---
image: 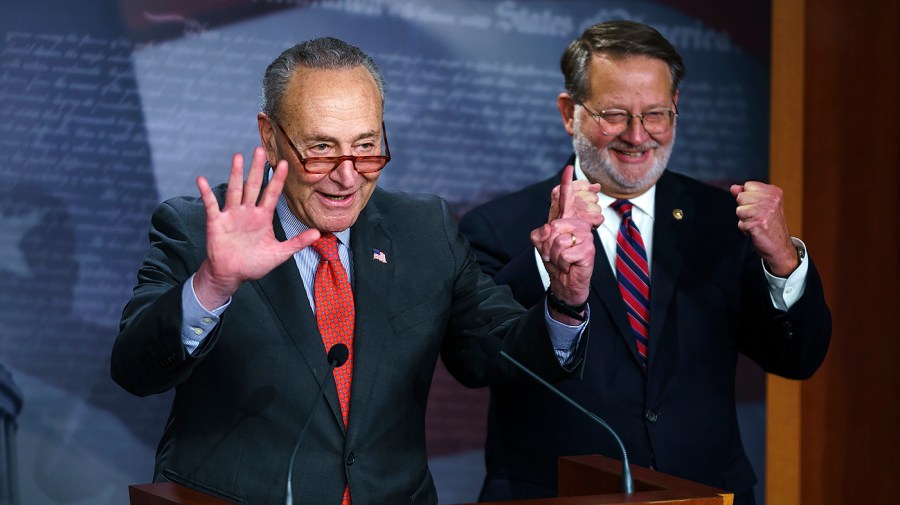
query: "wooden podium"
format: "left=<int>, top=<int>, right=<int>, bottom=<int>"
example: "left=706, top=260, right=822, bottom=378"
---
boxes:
left=129, top=482, right=233, bottom=505
left=463, top=455, right=733, bottom=504
left=129, top=455, right=732, bottom=505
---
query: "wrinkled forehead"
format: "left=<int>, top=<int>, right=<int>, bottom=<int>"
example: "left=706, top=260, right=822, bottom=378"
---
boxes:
left=278, top=66, right=383, bottom=131
left=585, top=54, right=673, bottom=103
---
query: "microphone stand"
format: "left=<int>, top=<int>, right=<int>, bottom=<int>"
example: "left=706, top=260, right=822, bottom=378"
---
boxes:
left=500, top=350, right=634, bottom=493
left=285, top=344, right=349, bottom=505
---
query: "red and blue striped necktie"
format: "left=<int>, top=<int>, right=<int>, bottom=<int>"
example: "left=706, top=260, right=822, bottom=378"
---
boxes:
left=611, top=200, right=650, bottom=371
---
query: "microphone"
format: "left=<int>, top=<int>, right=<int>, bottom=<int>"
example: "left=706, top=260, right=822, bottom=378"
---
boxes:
left=500, top=350, right=634, bottom=494
left=285, top=343, right=350, bottom=505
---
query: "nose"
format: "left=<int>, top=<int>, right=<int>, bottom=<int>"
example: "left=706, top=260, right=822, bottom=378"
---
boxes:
left=618, top=115, right=650, bottom=145
left=329, top=157, right=359, bottom=187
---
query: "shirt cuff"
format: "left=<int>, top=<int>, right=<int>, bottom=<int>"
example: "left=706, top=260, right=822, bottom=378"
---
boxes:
left=764, top=238, right=810, bottom=311
left=534, top=247, right=552, bottom=290
left=544, top=298, right=588, bottom=367
left=181, top=273, right=230, bottom=355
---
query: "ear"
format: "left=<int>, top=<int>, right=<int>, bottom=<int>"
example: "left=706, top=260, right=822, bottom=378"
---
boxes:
left=672, top=89, right=679, bottom=108
left=557, top=93, right=576, bottom=136
left=257, top=113, right=278, bottom=166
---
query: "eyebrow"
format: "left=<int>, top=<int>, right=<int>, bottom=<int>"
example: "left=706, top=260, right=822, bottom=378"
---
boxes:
left=300, top=129, right=380, bottom=145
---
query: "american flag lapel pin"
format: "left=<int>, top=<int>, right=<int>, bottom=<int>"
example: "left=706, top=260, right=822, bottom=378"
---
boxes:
left=372, top=248, right=387, bottom=263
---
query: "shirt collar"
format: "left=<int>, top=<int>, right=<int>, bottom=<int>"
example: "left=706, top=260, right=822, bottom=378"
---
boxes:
left=276, top=196, right=351, bottom=248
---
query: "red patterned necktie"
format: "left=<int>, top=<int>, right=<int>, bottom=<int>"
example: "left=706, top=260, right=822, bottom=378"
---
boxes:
left=611, top=200, right=651, bottom=371
left=310, top=233, right=354, bottom=505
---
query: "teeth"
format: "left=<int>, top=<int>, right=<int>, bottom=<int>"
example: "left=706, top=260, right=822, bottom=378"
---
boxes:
left=622, top=151, right=644, bottom=158
left=324, top=195, right=348, bottom=201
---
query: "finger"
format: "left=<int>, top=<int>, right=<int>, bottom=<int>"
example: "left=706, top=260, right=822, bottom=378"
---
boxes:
left=735, top=204, right=755, bottom=221
left=548, top=185, right=560, bottom=221
left=552, top=231, right=594, bottom=274
left=243, top=147, right=267, bottom=205
left=224, top=153, right=245, bottom=208
left=735, top=187, right=772, bottom=208
left=729, top=184, right=744, bottom=197
left=558, top=226, right=596, bottom=265
left=286, top=227, right=321, bottom=252
left=531, top=224, right=552, bottom=261
left=547, top=227, right=577, bottom=267
left=742, top=180, right=766, bottom=192
left=197, top=176, right=221, bottom=217
left=537, top=226, right=555, bottom=262
left=557, top=241, right=591, bottom=269
left=575, top=189, right=600, bottom=206
left=557, top=164, right=575, bottom=219
left=580, top=203, right=605, bottom=229
left=259, top=159, right=289, bottom=209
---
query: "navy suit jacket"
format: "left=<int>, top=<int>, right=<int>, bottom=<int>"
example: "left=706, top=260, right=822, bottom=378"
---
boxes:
left=112, top=184, right=585, bottom=505
left=459, top=159, right=830, bottom=501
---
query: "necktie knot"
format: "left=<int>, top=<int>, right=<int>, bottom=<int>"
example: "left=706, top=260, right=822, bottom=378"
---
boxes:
left=611, top=199, right=634, bottom=218
left=311, top=233, right=340, bottom=262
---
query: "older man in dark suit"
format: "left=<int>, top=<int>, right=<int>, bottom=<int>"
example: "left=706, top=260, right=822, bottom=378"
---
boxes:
left=460, top=21, right=831, bottom=505
left=112, top=37, right=599, bottom=504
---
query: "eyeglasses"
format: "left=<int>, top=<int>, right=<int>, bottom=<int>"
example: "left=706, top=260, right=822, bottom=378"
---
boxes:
left=274, top=121, right=391, bottom=174
left=578, top=101, right=678, bottom=136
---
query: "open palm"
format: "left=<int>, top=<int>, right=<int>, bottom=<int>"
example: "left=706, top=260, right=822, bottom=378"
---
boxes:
left=193, top=148, right=320, bottom=309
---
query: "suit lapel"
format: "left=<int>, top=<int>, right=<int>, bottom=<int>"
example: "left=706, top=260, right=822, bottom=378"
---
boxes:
left=647, top=172, right=691, bottom=373
left=255, top=210, right=346, bottom=429
left=344, top=193, right=393, bottom=447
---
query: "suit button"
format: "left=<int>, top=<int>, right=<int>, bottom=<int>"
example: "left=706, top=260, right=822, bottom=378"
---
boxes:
left=645, top=410, right=659, bottom=423
left=346, top=452, right=356, bottom=466
left=782, top=321, right=794, bottom=338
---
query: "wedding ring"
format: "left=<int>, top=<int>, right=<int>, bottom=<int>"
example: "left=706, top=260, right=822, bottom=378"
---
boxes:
left=571, top=233, right=577, bottom=246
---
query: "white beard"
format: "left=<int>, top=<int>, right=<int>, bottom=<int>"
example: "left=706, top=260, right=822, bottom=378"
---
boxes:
left=573, top=114, right=676, bottom=194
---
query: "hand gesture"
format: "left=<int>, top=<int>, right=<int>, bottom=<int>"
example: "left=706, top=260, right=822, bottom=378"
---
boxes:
left=730, top=181, right=798, bottom=277
left=548, top=165, right=604, bottom=229
left=193, top=147, right=321, bottom=309
left=531, top=165, right=596, bottom=323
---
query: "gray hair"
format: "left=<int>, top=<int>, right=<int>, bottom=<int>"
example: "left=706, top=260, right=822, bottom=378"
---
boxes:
left=561, top=20, right=686, bottom=103
left=261, top=37, right=386, bottom=122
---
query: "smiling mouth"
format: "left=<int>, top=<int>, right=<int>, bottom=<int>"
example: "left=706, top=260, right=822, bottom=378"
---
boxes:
left=610, top=140, right=659, bottom=159
left=319, top=190, right=355, bottom=203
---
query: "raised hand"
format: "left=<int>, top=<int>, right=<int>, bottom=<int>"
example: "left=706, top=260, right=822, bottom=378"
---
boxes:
left=730, top=181, right=798, bottom=277
left=548, top=165, right=604, bottom=228
left=531, top=165, right=596, bottom=323
left=193, top=147, right=321, bottom=309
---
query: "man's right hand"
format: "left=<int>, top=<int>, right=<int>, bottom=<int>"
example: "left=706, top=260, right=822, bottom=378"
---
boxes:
left=531, top=165, right=597, bottom=324
left=193, top=147, right=320, bottom=310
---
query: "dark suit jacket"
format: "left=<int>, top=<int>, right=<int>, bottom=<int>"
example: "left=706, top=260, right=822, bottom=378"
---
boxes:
left=459, top=160, right=831, bottom=501
left=111, top=185, right=584, bottom=505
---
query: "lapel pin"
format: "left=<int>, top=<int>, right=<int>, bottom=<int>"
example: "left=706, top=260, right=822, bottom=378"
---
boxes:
left=672, top=208, right=684, bottom=220
left=372, top=249, right=387, bottom=263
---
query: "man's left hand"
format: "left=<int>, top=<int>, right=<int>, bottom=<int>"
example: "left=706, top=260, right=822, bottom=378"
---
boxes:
left=731, top=181, right=799, bottom=277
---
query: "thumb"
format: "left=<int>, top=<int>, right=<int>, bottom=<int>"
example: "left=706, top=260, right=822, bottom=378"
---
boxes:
left=287, top=228, right=322, bottom=253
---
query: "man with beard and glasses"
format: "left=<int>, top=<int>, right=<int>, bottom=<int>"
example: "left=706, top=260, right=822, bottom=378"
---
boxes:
left=459, top=20, right=831, bottom=505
